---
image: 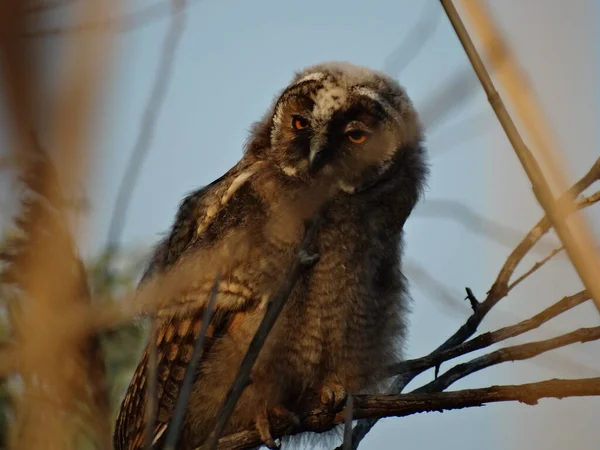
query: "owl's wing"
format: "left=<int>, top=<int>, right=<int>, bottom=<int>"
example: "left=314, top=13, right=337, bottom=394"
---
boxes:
left=114, top=307, right=248, bottom=450
left=114, top=159, right=269, bottom=450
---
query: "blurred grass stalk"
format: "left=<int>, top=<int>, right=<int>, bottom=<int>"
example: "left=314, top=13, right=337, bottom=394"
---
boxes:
left=442, top=0, right=600, bottom=313
left=0, top=0, right=117, bottom=448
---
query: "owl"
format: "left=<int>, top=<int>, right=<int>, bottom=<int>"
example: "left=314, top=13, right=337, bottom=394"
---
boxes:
left=114, top=61, right=428, bottom=450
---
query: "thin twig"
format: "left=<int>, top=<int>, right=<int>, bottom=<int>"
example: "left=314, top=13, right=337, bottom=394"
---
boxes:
left=103, top=0, right=186, bottom=272
left=202, top=209, right=327, bottom=450
left=25, top=0, right=78, bottom=13
left=163, top=274, right=220, bottom=450
left=495, top=184, right=600, bottom=293
left=508, top=246, right=564, bottom=292
left=24, top=0, right=204, bottom=37
left=144, top=320, right=158, bottom=450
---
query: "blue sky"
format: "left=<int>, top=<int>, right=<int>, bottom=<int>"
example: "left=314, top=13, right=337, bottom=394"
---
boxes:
left=3, top=0, right=599, bottom=448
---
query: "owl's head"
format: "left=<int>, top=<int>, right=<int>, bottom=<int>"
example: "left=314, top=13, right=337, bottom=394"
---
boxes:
left=248, top=61, right=424, bottom=194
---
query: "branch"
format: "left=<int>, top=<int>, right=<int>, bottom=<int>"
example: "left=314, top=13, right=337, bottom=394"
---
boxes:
left=101, top=0, right=186, bottom=289
left=419, top=326, right=600, bottom=393
left=388, top=290, right=590, bottom=378
left=496, top=184, right=600, bottom=293
left=23, top=0, right=204, bottom=37
left=215, top=378, right=600, bottom=450
left=25, top=0, right=78, bottom=13
left=508, top=245, right=563, bottom=292
left=442, top=0, right=600, bottom=312
left=349, top=161, right=600, bottom=447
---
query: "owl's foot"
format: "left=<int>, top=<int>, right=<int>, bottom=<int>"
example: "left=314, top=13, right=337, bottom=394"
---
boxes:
left=303, top=382, right=348, bottom=431
left=255, top=405, right=300, bottom=449
left=320, top=382, right=347, bottom=412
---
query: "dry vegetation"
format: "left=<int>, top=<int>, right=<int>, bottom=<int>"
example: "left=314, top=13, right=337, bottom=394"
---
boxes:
left=0, top=1, right=598, bottom=450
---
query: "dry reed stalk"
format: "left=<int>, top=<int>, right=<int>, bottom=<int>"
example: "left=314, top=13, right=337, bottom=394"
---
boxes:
left=0, top=1, right=117, bottom=448
left=441, top=0, right=600, bottom=313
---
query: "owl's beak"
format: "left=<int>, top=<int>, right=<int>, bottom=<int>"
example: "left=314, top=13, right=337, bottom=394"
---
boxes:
left=308, top=136, right=327, bottom=175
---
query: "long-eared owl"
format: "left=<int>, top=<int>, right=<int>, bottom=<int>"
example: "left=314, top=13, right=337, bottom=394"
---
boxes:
left=114, top=61, right=428, bottom=450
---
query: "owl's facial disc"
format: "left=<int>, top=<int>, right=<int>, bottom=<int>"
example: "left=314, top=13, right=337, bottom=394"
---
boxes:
left=269, top=67, right=420, bottom=191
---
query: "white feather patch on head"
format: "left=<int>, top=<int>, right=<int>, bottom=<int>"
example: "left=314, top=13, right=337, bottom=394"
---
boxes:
left=311, top=80, right=348, bottom=123
left=352, top=86, right=402, bottom=124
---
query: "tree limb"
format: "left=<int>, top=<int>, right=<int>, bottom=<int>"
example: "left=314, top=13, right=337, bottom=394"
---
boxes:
left=419, top=326, right=600, bottom=393
left=216, top=377, right=600, bottom=450
left=348, top=161, right=600, bottom=447
left=387, top=290, right=590, bottom=378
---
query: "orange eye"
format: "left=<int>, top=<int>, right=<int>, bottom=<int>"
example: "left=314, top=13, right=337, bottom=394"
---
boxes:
left=293, top=116, right=309, bottom=130
left=347, top=131, right=367, bottom=144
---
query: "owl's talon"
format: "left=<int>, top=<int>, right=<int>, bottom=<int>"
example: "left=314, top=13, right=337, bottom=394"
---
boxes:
left=255, top=411, right=279, bottom=449
left=320, top=382, right=347, bottom=412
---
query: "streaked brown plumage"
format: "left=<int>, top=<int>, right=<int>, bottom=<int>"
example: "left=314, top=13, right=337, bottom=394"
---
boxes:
left=114, top=61, right=428, bottom=450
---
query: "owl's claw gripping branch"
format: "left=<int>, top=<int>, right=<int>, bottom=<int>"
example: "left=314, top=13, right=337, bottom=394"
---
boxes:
left=255, top=411, right=279, bottom=449
left=320, top=383, right=348, bottom=412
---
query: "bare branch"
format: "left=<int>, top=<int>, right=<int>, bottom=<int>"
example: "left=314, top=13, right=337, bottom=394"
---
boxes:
left=25, top=0, right=78, bottom=13
left=495, top=185, right=600, bottom=294
left=508, top=246, right=564, bottom=292
left=349, top=159, right=600, bottom=448
left=388, top=290, right=590, bottom=378
left=419, top=326, right=600, bottom=393
left=24, top=0, right=203, bottom=37
left=102, top=0, right=187, bottom=287
left=442, top=0, right=600, bottom=312
left=217, top=378, right=600, bottom=450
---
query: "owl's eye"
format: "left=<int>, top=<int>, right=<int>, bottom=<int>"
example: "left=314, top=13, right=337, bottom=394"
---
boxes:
left=292, top=116, right=310, bottom=130
left=347, top=130, right=367, bottom=144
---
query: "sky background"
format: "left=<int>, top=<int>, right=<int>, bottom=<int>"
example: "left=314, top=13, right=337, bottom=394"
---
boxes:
left=3, top=0, right=600, bottom=448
